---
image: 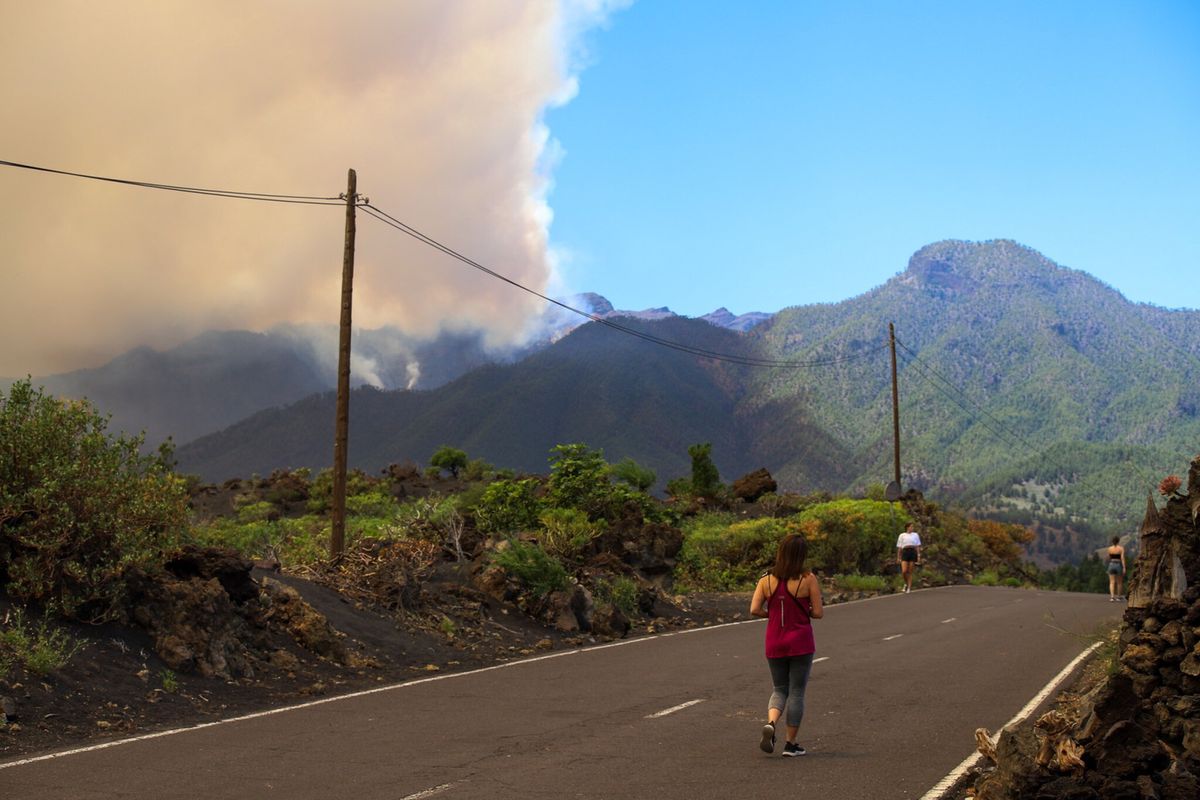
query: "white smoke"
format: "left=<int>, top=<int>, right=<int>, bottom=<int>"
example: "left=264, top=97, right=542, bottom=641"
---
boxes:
left=0, top=1, right=630, bottom=376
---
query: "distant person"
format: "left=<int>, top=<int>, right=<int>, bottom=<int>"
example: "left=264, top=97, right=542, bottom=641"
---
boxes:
left=1106, top=536, right=1126, bottom=602
left=750, top=533, right=823, bottom=757
left=896, top=522, right=922, bottom=594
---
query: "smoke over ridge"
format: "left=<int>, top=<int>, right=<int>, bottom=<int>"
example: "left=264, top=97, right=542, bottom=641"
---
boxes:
left=0, top=1, right=626, bottom=376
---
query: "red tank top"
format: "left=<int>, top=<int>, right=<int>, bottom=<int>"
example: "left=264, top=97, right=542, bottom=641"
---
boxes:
left=764, top=576, right=816, bottom=658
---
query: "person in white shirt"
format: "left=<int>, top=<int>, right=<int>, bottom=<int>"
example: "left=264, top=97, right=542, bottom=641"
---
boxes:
left=896, top=522, right=922, bottom=593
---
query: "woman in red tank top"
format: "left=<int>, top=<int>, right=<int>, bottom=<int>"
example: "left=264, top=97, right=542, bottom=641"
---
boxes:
left=749, top=533, right=824, bottom=757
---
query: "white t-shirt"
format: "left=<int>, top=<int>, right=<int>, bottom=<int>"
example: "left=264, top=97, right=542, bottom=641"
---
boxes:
left=897, top=531, right=922, bottom=549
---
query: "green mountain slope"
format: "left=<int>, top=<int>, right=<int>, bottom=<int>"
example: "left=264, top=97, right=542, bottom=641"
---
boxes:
left=177, top=239, right=1200, bottom=559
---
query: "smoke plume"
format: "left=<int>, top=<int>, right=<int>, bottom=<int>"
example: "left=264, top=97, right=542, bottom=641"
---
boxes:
left=0, top=1, right=625, bottom=376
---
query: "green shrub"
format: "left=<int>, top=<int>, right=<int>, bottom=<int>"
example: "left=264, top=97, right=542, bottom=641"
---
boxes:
left=236, top=501, right=277, bottom=524
left=538, top=507, right=604, bottom=561
left=795, top=499, right=901, bottom=575
left=971, top=569, right=1001, bottom=586
left=306, top=468, right=375, bottom=514
left=473, top=479, right=542, bottom=533
left=834, top=573, right=890, bottom=592
left=594, top=575, right=639, bottom=618
left=463, top=458, right=493, bottom=482
left=1002, top=576, right=1023, bottom=588
left=676, top=514, right=785, bottom=591
left=0, top=380, right=189, bottom=620
left=491, top=539, right=570, bottom=597
left=611, top=458, right=656, bottom=492
left=548, top=444, right=612, bottom=518
left=0, top=608, right=85, bottom=676
left=345, top=489, right=399, bottom=518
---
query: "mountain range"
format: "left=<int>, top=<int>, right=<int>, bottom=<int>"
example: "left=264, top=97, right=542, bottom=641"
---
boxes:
left=171, top=239, right=1200, bottom=563
left=13, top=297, right=768, bottom=448
left=14, top=238, right=1200, bottom=563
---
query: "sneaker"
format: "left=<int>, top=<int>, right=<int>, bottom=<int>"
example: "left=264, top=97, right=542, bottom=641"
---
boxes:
left=782, top=742, right=807, bottom=757
left=759, top=722, right=776, bottom=753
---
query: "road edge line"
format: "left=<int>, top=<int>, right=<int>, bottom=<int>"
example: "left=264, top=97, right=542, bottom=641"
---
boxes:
left=918, top=640, right=1103, bottom=800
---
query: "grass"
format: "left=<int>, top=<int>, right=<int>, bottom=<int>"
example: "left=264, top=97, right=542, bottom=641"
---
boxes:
left=0, top=608, right=85, bottom=676
left=834, top=573, right=891, bottom=592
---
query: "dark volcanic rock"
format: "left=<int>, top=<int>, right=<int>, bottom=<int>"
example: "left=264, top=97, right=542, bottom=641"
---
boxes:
left=732, top=468, right=778, bottom=502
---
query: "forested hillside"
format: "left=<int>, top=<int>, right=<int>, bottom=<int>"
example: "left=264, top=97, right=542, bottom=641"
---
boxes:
left=177, top=240, right=1200, bottom=561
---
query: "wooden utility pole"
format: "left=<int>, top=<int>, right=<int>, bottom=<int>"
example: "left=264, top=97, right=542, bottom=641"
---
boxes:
left=331, top=169, right=357, bottom=559
left=889, top=322, right=901, bottom=489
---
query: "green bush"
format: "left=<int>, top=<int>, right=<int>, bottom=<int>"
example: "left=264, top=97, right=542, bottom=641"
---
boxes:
left=306, top=468, right=375, bottom=514
left=191, top=515, right=333, bottom=569
left=594, top=575, right=640, bottom=618
left=345, top=488, right=399, bottom=518
left=548, top=444, right=613, bottom=518
left=473, top=479, right=542, bottom=533
left=795, top=499, right=901, bottom=575
left=0, top=608, right=85, bottom=676
left=611, top=458, right=656, bottom=492
left=0, top=380, right=189, bottom=620
left=538, top=507, right=604, bottom=561
left=834, top=573, right=890, bottom=592
left=676, top=514, right=785, bottom=591
left=971, top=569, right=1001, bottom=586
left=491, top=539, right=571, bottom=597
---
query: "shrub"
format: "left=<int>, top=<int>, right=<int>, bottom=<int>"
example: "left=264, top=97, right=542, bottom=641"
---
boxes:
left=548, top=444, right=612, bottom=518
left=968, top=518, right=1034, bottom=561
left=676, top=514, right=785, bottom=591
left=0, top=380, right=189, bottom=620
left=538, top=507, right=604, bottom=561
left=345, top=489, right=399, bottom=518
left=971, top=570, right=1001, bottom=586
left=306, top=468, right=375, bottom=514
left=462, top=458, right=493, bottom=482
left=473, top=479, right=542, bottom=533
left=611, top=458, right=656, bottom=492
left=0, top=608, right=85, bottom=676
left=796, top=499, right=901, bottom=575
left=594, top=575, right=639, bottom=618
left=491, top=539, right=570, bottom=597
left=834, top=573, right=890, bottom=592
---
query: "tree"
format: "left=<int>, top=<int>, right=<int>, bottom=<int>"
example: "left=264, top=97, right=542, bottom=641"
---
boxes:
left=611, top=457, right=656, bottom=492
left=430, top=445, right=468, bottom=478
left=688, top=443, right=721, bottom=499
left=0, top=380, right=189, bottom=620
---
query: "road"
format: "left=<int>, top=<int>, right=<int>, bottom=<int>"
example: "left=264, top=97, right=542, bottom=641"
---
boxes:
left=1, top=586, right=1120, bottom=799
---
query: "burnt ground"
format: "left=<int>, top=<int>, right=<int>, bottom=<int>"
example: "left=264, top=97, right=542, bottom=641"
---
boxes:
left=0, top=572, right=749, bottom=762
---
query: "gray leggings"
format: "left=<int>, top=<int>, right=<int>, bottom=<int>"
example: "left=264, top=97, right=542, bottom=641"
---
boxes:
left=767, top=653, right=814, bottom=728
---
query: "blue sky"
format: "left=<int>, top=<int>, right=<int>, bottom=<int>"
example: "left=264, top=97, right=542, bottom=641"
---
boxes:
left=545, top=1, right=1200, bottom=316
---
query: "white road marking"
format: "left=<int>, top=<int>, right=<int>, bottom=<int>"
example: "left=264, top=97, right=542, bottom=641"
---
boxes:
left=0, top=584, right=971, bottom=772
left=941, top=617, right=957, bottom=624
left=813, top=656, right=830, bottom=663
left=918, top=641, right=1102, bottom=800
left=400, top=782, right=459, bottom=800
left=883, top=634, right=904, bottom=641
left=646, top=699, right=705, bottom=718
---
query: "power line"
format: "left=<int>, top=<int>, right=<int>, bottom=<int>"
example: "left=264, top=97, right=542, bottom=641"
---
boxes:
left=894, top=337, right=1040, bottom=453
left=0, top=158, right=345, bottom=206
left=895, top=348, right=1030, bottom=453
left=362, top=202, right=889, bottom=370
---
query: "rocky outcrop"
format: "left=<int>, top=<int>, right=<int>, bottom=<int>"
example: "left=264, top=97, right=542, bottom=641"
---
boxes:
left=973, top=455, right=1200, bottom=799
left=732, top=468, right=777, bottom=502
left=123, top=545, right=353, bottom=679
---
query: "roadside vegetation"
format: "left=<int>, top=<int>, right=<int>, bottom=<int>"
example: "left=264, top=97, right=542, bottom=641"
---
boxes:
left=0, top=378, right=1114, bottom=690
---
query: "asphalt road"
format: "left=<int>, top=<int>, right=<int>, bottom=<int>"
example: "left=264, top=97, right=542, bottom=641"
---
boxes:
left=1, top=586, right=1121, bottom=800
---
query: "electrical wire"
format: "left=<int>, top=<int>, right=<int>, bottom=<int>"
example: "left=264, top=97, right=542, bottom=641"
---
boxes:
left=894, top=337, right=1041, bottom=453
left=362, top=202, right=889, bottom=369
left=0, top=158, right=345, bottom=205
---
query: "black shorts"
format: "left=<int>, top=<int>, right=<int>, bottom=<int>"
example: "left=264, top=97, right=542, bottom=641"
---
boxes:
left=901, top=547, right=918, bottom=562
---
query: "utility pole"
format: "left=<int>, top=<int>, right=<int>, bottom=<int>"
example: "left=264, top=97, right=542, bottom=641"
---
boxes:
left=889, top=322, right=901, bottom=491
left=331, top=169, right=357, bottom=559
